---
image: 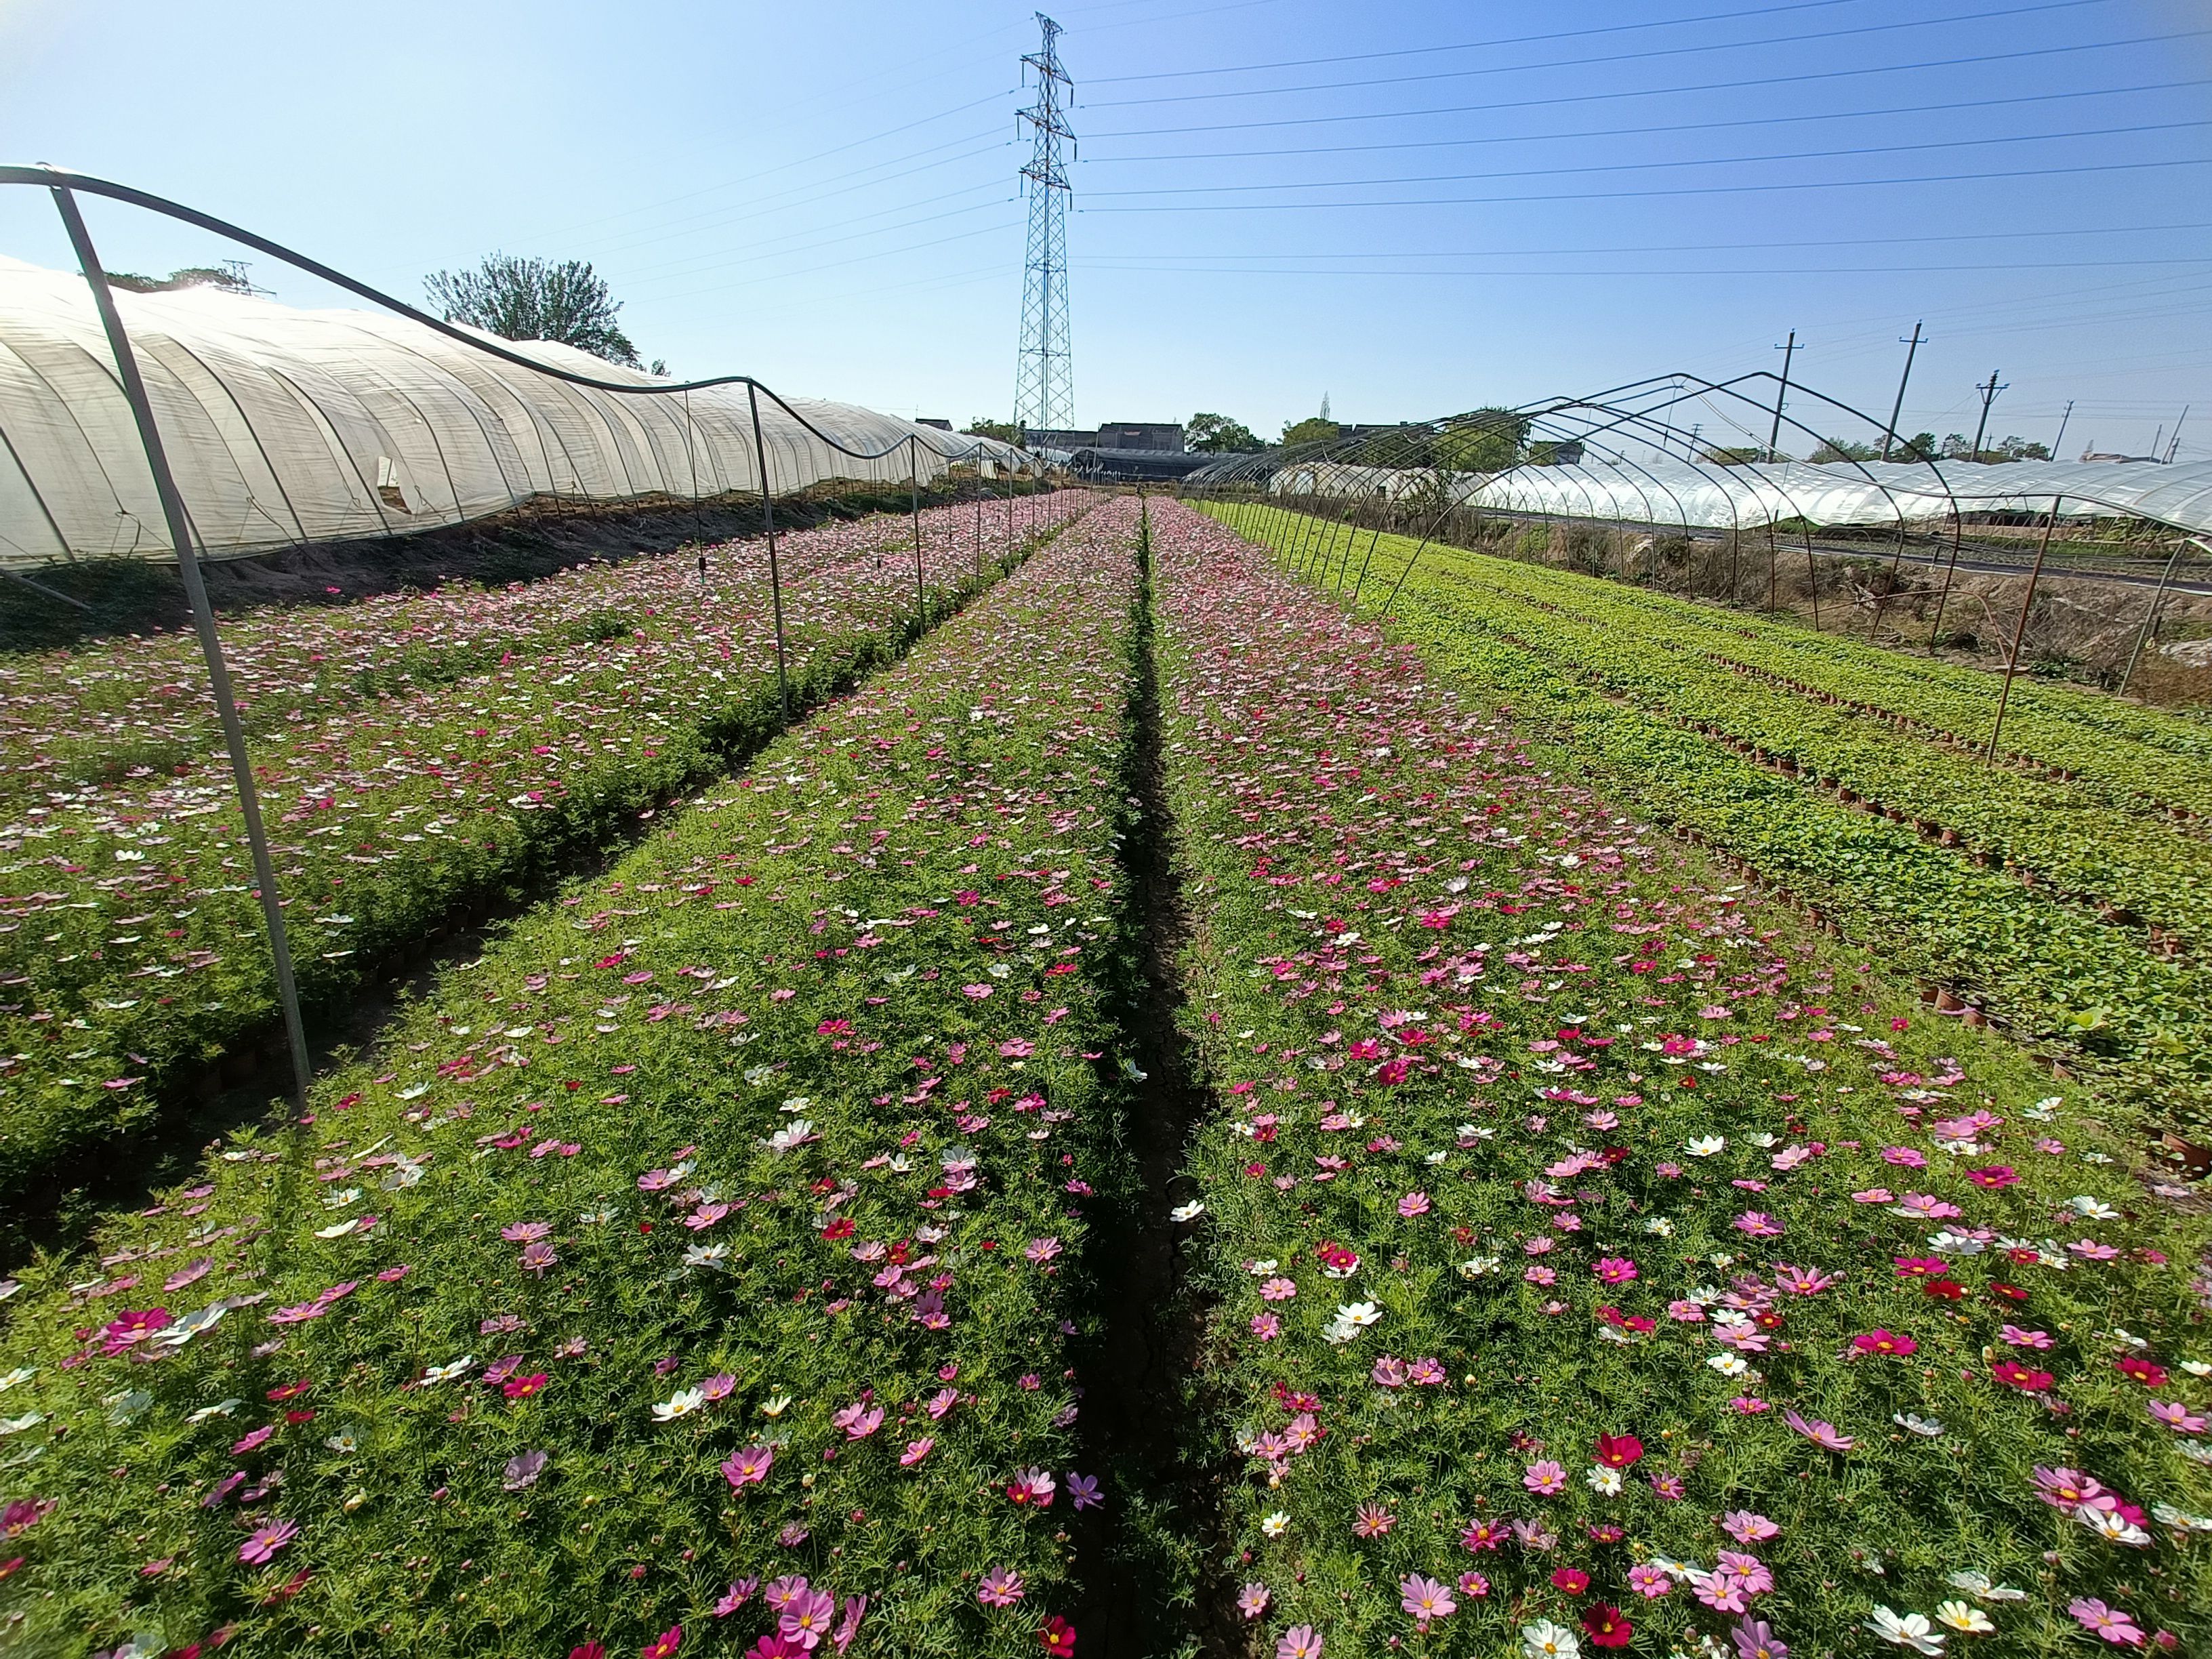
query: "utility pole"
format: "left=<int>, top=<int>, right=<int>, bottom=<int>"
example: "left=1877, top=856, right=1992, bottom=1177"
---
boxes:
left=1879, top=321, right=1924, bottom=462
left=1013, top=14, right=1074, bottom=441
left=1768, top=331, right=1798, bottom=462
left=1969, top=369, right=2006, bottom=464
left=2051, top=399, right=2074, bottom=462
left=2166, top=405, right=2189, bottom=463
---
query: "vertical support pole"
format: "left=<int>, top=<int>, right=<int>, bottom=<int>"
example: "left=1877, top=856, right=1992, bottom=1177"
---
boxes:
left=49, top=182, right=314, bottom=1114
left=1765, top=518, right=1780, bottom=613
left=1802, top=523, right=1821, bottom=629
left=1867, top=517, right=1910, bottom=641
left=745, top=383, right=791, bottom=722
left=909, top=435, right=925, bottom=624
left=973, top=453, right=984, bottom=581
left=1349, top=517, right=1387, bottom=606
left=2119, top=535, right=2196, bottom=695
left=1986, top=496, right=2061, bottom=763
left=1925, top=510, right=1967, bottom=657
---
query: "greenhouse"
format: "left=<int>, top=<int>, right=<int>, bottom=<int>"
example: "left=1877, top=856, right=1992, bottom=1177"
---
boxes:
left=0, top=253, right=1030, bottom=566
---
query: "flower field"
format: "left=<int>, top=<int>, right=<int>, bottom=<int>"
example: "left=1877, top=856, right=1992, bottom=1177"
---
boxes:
left=2, top=485, right=2209, bottom=1659
left=0, top=494, right=1090, bottom=1231
left=1199, top=504, right=2212, bottom=1147
left=0, top=497, right=1145, bottom=1658
left=1152, top=499, right=2212, bottom=1658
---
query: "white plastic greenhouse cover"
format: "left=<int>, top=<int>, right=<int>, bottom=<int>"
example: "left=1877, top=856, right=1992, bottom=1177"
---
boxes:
left=1271, top=454, right=2212, bottom=537
left=0, top=255, right=1031, bottom=566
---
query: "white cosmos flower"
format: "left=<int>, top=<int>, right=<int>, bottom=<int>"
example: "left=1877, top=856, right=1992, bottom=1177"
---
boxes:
left=2152, top=1502, right=2212, bottom=1533
left=1246, top=1260, right=1279, bottom=1275
left=149, top=1304, right=226, bottom=1350
left=682, top=1243, right=730, bottom=1271
left=765, top=1121, right=813, bottom=1155
left=1170, top=1202, right=1206, bottom=1222
left=0, top=1412, right=45, bottom=1436
left=1893, top=1412, right=1946, bottom=1438
left=1642, top=1217, right=1675, bottom=1237
left=0, top=1368, right=33, bottom=1391
left=2066, top=1195, right=2118, bottom=1221
left=419, top=1356, right=475, bottom=1386
left=186, top=1397, right=243, bottom=1422
left=2075, top=1505, right=2150, bottom=1547
left=760, top=1393, right=793, bottom=1417
left=1585, top=1465, right=1623, bottom=1496
left=105, top=1391, right=154, bottom=1425
left=2179, top=1360, right=2211, bottom=1378
left=1866, top=1607, right=1946, bottom=1654
left=1337, top=1301, right=1380, bottom=1328
left=1458, top=1255, right=1502, bottom=1278
left=653, top=1388, right=708, bottom=1422
left=1934, top=1603, right=1993, bottom=1635
left=325, top=1431, right=359, bottom=1453
left=1261, top=1511, right=1289, bottom=1536
left=1706, top=1353, right=1750, bottom=1376
left=1944, top=1570, right=2025, bottom=1602
left=313, top=1218, right=361, bottom=1240
left=1685, top=1135, right=1725, bottom=1157
left=1521, top=1620, right=1583, bottom=1659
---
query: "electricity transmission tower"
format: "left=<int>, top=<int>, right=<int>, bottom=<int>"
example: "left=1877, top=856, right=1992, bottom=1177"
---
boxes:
left=1015, top=13, right=1073, bottom=442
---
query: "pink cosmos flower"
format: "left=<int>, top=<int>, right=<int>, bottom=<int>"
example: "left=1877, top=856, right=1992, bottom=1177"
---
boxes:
left=1734, top=1618, right=1789, bottom=1659
left=1276, top=1626, right=1323, bottom=1659
left=1881, top=1147, right=1927, bottom=1168
left=1238, top=1582, right=1271, bottom=1620
left=1353, top=1502, right=1395, bottom=1537
left=1401, top=1574, right=1457, bottom=1624
left=1851, top=1330, right=1917, bottom=1357
left=1627, top=1563, right=1674, bottom=1599
left=1593, top=1256, right=1639, bottom=1284
left=1551, top=1568, right=1591, bottom=1595
left=832, top=1402, right=884, bottom=1439
left=1259, top=1277, right=1297, bottom=1301
left=1650, top=1473, right=1687, bottom=1500
left=1462, top=1517, right=1509, bottom=1551
left=723, top=1445, right=775, bottom=1488
left=1782, top=1409, right=1854, bottom=1451
left=1458, top=1570, right=1490, bottom=1599
left=1720, top=1511, right=1779, bottom=1544
left=1732, top=1212, right=1783, bottom=1237
left=2001, top=1324, right=2053, bottom=1349
left=239, top=1518, right=298, bottom=1565
left=1023, top=1237, right=1062, bottom=1265
left=1397, top=1191, right=1431, bottom=1218
left=1523, top=1459, right=1568, bottom=1494
left=1523, top=1265, right=1557, bottom=1287
left=713, top=1578, right=760, bottom=1618
left=2148, top=1401, right=2205, bottom=1433
left=1992, top=1361, right=2054, bottom=1391
left=764, top=1577, right=813, bottom=1613
left=1250, top=1313, right=1281, bottom=1340
left=780, top=1588, right=836, bottom=1650
left=1408, top=1357, right=1446, bottom=1385
left=899, top=1437, right=935, bottom=1467
left=2068, top=1598, right=2146, bottom=1647
left=977, top=1566, right=1025, bottom=1607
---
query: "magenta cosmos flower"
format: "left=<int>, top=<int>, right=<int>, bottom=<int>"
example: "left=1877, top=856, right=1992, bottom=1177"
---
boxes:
left=1523, top=1459, right=1568, bottom=1494
left=1401, top=1574, right=1457, bottom=1624
left=722, top=1445, right=774, bottom=1488
left=2068, top=1598, right=2146, bottom=1647
left=1593, top=1256, right=1639, bottom=1284
left=239, top=1518, right=298, bottom=1565
left=1275, top=1628, right=1323, bottom=1659
left=977, top=1566, right=1025, bottom=1607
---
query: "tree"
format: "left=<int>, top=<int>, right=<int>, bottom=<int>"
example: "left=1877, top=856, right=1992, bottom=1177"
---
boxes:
left=1187, top=412, right=1262, bottom=453
left=1702, top=446, right=1769, bottom=466
left=1281, top=415, right=1340, bottom=447
left=1898, top=432, right=1941, bottom=462
left=1809, top=436, right=1881, bottom=462
left=964, top=418, right=1021, bottom=444
left=1433, top=407, right=1529, bottom=472
left=425, top=254, right=640, bottom=368
left=106, top=266, right=253, bottom=295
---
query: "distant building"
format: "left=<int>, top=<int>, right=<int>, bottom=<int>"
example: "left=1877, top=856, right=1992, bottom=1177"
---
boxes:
left=1025, top=420, right=1184, bottom=453
left=914, top=417, right=952, bottom=431
left=1066, top=447, right=1215, bottom=483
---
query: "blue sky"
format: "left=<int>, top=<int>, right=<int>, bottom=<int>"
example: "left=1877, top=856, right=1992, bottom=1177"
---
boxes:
left=2, top=0, right=2207, bottom=456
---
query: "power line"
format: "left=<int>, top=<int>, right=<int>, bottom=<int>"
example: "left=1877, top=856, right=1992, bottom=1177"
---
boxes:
left=1084, top=0, right=1871, bottom=83
left=1083, top=119, right=2212, bottom=200
left=621, top=194, right=1016, bottom=289
left=1085, top=30, right=2212, bottom=140
left=1073, top=222, right=2212, bottom=261
left=1080, top=154, right=2212, bottom=212
left=1083, top=79, right=2211, bottom=164
left=1085, top=0, right=2108, bottom=108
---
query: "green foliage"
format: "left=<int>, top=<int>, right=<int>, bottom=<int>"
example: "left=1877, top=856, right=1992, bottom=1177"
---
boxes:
left=1810, top=436, right=1882, bottom=463
left=1280, top=417, right=1340, bottom=449
left=1187, top=413, right=1263, bottom=454
left=1174, top=498, right=2212, bottom=1655
left=103, top=268, right=253, bottom=295
left=1432, top=408, right=1528, bottom=473
left=964, top=418, right=1021, bottom=445
left=0, top=508, right=1151, bottom=1657
left=424, top=255, right=641, bottom=369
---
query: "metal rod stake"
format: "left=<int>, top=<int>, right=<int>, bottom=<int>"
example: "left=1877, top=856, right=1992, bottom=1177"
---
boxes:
left=745, top=382, right=790, bottom=721
left=1986, top=495, right=2061, bottom=763
left=50, top=182, right=314, bottom=1113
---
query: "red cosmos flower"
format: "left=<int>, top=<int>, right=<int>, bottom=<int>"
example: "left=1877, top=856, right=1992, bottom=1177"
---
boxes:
left=1593, top=1433, right=1644, bottom=1469
left=1040, top=1616, right=1078, bottom=1656
left=2116, top=1357, right=2169, bottom=1389
left=1992, top=1361, right=2055, bottom=1391
left=1551, top=1568, right=1591, bottom=1595
left=642, top=1627, right=683, bottom=1659
left=1582, top=1604, right=1634, bottom=1649
left=2005, top=1247, right=2041, bottom=1267
left=503, top=1373, right=550, bottom=1400
left=1852, top=1330, right=1918, bottom=1357
left=265, top=1379, right=312, bottom=1402
left=1923, top=1279, right=1965, bottom=1301
left=1966, top=1166, right=2020, bottom=1188
left=571, top=1646, right=607, bottom=1659
left=1989, top=1282, right=2029, bottom=1303
left=1892, top=1256, right=1946, bottom=1278
left=821, top=1218, right=855, bottom=1242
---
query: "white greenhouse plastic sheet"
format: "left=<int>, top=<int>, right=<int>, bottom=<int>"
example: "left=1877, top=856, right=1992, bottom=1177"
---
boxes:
left=0, top=255, right=1031, bottom=565
left=1268, top=455, right=2212, bottom=537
